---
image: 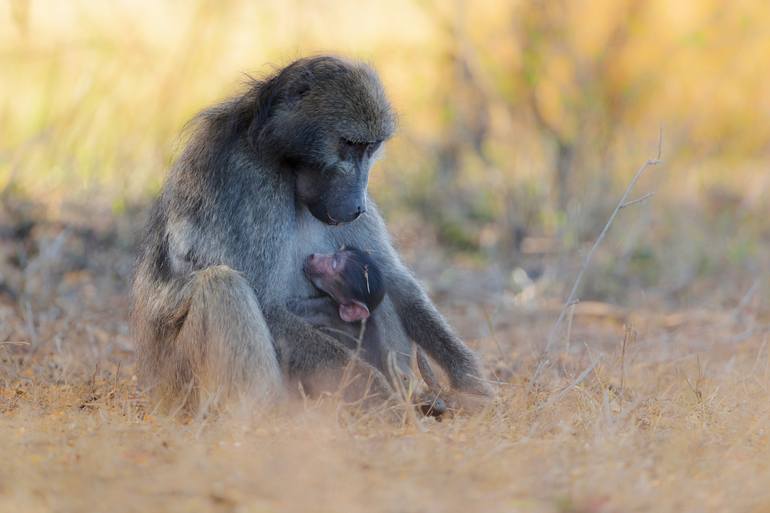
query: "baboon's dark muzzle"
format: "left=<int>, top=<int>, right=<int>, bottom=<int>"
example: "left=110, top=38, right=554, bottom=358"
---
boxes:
left=308, top=197, right=366, bottom=225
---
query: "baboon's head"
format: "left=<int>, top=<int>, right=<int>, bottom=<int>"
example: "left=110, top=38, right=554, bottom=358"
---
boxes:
left=251, top=56, right=396, bottom=225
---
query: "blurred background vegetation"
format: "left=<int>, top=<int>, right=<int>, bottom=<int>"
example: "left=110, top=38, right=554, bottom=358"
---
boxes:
left=1, top=0, right=768, bottom=308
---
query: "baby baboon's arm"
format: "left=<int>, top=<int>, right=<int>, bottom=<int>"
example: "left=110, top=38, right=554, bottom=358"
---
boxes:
left=286, top=297, right=340, bottom=326
left=286, top=297, right=364, bottom=346
left=264, top=304, right=369, bottom=377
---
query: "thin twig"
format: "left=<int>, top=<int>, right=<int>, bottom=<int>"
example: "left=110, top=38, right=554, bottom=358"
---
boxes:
left=536, top=355, right=603, bottom=413
left=23, top=301, right=38, bottom=349
left=532, top=129, right=663, bottom=385
left=620, top=192, right=655, bottom=209
left=563, top=301, right=577, bottom=355
left=732, top=280, right=759, bottom=322
left=619, top=324, right=636, bottom=409
left=481, top=306, right=506, bottom=362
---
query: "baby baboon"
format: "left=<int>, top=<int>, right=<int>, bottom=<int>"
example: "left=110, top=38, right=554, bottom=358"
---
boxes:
left=292, top=247, right=448, bottom=416
left=131, top=56, right=490, bottom=414
left=287, top=246, right=389, bottom=397
left=301, top=247, right=385, bottom=327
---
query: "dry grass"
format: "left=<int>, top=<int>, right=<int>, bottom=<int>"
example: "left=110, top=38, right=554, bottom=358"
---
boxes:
left=1, top=217, right=769, bottom=513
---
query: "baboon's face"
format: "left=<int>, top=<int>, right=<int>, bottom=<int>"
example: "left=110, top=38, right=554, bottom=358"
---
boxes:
left=294, top=138, right=384, bottom=225
left=258, top=57, right=395, bottom=225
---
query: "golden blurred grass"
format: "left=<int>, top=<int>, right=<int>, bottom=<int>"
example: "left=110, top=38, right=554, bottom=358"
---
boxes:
left=1, top=0, right=441, bottom=203
left=2, top=1, right=768, bottom=298
left=2, top=0, right=769, bottom=206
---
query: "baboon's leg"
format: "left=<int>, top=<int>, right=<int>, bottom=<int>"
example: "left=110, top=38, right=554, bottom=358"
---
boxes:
left=166, top=265, right=284, bottom=413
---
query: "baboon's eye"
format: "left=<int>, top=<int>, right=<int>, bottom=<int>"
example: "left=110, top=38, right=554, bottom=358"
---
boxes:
left=340, top=138, right=369, bottom=156
left=368, top=140, right=382, bottom=155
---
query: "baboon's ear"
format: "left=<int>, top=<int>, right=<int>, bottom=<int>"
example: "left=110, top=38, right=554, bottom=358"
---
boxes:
left=285, top=70, right=313, bottom=106
left=248, top=69, right=310, bottom=145
left=339, top=301, right=370, bottom=323
left=249, top=77, right=283, bottom=139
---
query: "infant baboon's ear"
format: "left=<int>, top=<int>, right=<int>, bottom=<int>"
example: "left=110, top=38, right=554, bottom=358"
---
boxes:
left=339, top=301, right=370, bottom=323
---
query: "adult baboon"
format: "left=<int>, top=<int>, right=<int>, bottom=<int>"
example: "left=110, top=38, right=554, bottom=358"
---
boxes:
left=131, top=56, right=490, bottom=413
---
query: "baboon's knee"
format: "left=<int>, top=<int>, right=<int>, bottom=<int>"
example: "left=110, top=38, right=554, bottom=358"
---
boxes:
left=193, top=265, right=242, bottom=286
left=171, top=265, right=284, bottom=412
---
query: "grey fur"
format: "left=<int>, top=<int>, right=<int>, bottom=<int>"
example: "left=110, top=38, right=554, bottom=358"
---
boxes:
left=289, top=266, right=449, bottom=416
left=130, top=56, right=489, bottom=414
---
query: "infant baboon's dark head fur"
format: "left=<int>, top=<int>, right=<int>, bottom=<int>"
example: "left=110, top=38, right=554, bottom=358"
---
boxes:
left=304, top=247, right=385, bottom=323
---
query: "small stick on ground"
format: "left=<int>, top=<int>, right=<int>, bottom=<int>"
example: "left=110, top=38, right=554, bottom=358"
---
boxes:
left=619, top=324, right=636, bottom=409
left=532, top=129, right=664, bottom=386
left=563, top=300, right=578, bottom=355
left=536, top=355, right=603, bottom=413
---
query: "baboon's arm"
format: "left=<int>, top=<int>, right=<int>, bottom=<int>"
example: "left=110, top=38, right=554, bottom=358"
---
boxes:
left=348, top=207, right=491, bottom=396
left=286, top=297, right=361, bottom=340
left=388, top=271, right=491, bottom=396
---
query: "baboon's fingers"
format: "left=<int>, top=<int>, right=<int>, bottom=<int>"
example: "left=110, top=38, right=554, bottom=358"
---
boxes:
left=419, top=396, right=448, bottom=418
left=416, top=347, right=441, bottom=392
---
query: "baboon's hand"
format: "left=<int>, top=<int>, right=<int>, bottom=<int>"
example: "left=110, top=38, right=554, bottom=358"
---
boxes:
left=456, top=374, right=495, bottom=398
left=393, top=291, right=492, bottom=398
left=418, top=394, right=448, bottom=418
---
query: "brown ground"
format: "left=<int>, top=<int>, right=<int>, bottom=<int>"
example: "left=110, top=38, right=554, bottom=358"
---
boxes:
left=1, top=215, right=769, bottom=513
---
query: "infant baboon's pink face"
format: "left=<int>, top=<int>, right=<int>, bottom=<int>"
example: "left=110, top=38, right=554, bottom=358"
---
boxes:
left=304, top=252, right=342, bottom=278
left=303, top=252, right=348, bottom=303
left=303, top=250, right=375, bottom=323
